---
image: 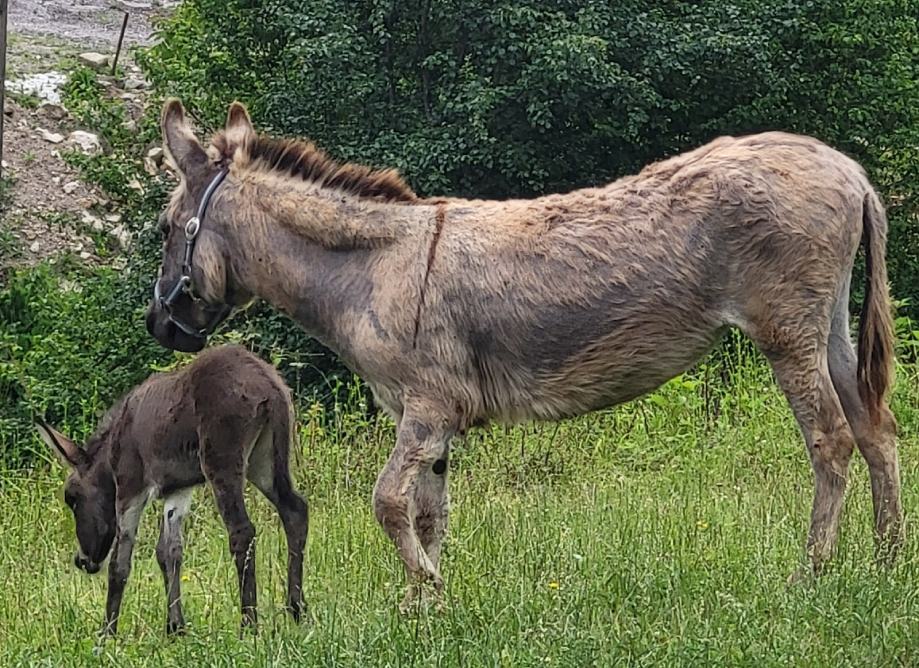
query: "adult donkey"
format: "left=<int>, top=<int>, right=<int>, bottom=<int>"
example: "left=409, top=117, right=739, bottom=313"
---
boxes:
left=147, top=99, right=899, bottom=608
left=36, top=345, right=308, bottom=634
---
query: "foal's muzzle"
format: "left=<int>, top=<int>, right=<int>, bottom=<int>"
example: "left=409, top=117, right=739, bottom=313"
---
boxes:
left=74, top=553, right=101, bottom=575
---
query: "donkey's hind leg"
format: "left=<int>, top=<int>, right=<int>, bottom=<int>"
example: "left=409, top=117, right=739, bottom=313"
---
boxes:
left=247, top=425, right=309, bottom=622
left=827, top=285, right=903, bottom=562
left=754, top=330, right=856, bottom=576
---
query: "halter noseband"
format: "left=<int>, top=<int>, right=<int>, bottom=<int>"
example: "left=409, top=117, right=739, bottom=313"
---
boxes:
left=154, top=168, right=230, bottom=339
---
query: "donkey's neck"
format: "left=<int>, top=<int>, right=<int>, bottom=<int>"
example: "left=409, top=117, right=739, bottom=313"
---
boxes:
left=241, top=174, right=422, bottom=249
left=223, top=182, right=430, bottom=357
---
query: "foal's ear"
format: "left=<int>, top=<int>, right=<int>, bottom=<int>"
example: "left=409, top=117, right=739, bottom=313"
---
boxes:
left=34, top=419, right=86, bottom=470
left=216, top=101, right=255, bottom=163
left=161, top=98, right=208, bottom=176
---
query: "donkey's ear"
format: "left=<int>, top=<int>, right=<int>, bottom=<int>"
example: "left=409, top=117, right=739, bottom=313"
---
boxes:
left=216, top=101, right=255, bottom=163
left=161, top=98, right=208, bottom=175
left=34, top=419, right=85, bottom=470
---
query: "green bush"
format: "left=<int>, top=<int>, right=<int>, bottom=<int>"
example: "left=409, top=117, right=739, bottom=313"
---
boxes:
left=139, top=0, right=918, bottom=314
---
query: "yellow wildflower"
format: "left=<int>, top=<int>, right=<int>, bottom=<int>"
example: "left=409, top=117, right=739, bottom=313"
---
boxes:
left=548, top=581, right=560, bottom=590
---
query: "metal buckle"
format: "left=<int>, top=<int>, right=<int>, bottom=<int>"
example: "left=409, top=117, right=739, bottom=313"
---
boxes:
left=184, top=216, right=201, bottom=240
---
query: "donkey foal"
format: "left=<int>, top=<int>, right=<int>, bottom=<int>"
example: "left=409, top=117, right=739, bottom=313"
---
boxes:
left=36, top=345, right=308, bottom=635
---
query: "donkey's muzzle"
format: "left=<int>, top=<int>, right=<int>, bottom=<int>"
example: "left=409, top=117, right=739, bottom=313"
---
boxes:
left=145, top=301, right=207, bottom=353
left=74, top=553, right=101, bottom=574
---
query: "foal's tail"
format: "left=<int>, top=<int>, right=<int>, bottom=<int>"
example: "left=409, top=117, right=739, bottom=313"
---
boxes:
left=270, top=390, right=299, bottom=491
left=857, top=190, right=896, bottom=423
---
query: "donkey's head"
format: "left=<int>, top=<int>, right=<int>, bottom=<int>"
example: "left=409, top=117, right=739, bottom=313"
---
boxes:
left=146, top=99, right=257, bottom=352
left=35, top=421, right=116, bottom=574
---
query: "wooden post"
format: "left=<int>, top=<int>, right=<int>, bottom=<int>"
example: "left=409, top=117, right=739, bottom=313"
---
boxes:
left=111, top=11, right=129, bottom=76
left=0, top=0, right=8, bottom=181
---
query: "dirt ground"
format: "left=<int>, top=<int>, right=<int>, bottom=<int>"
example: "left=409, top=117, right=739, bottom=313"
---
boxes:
left=2, top=0, right=168, bottom=271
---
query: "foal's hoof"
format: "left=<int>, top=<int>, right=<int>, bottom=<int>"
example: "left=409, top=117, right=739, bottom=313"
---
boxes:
left=287, top=600, right=308, bottom=623
left=166, top=620, right=187, bottom=637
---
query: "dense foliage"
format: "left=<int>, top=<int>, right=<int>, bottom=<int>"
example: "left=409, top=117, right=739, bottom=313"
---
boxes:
left=140, top=0, right=918, bottom=303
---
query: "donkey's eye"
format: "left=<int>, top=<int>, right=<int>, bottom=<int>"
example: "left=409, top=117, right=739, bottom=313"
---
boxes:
left=158, top=214, right=170, bottom=240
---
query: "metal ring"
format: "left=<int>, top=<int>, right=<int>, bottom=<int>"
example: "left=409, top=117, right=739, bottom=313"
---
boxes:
left=184, top=217, right=201, bottom=240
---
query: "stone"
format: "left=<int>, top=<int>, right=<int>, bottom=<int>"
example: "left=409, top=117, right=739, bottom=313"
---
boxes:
left=79, top=251, right=92, bottom=260
left=123, top=77, right=147, bottom=91
left=39, top=128, right=65, bottom=144
left=92, top=219, right=105, bottom=232
left=105, top=213, right=122, bottom=224
left=29, top=241, right=40, bottom=253
left=143, top=157, right=159, bottom=176
left=146, top=146, right=165, bottom=165
left=37, top=102, right=68, bottom=121
left=78, top=52, right=112, bottom=71
left=63, top=181, right=81, bottom=195
left=68, top=131, right=102, bottom=154
left=110, top=224, right=131, bottom=249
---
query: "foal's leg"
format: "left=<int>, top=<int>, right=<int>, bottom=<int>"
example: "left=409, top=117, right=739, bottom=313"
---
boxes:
left=201, top=430, right=258, bottom=629
left=103, top=493, right=148, bottom=635
left=155, top=488, right=193, bottom=635
left=248, top=427, right=309, bottom=622
left=372, top=400, right=455, bottom=611
left=765, top=344, right=856, bottom=575
left=827, top=294, right=903, bottom=562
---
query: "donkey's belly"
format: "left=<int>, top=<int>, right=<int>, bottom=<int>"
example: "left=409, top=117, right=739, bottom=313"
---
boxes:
left=480, top=322, right=726, bottom=423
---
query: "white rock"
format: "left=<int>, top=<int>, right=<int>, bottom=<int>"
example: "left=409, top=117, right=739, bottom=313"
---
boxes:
left=124, top=77, right=147, bottom=91
left=39, top=128, right=65, bottom=144
left=92, top=219, right=105, bottom=232
left=63, top=181, right=81, bottom=194
left=143, top=157, right=159, bottom=176
left=52, top=176, right=62, bottom=185
left=111, top=224, right=131, bottom=249
left=29, top=241, right=40, bottom=253
left=68, top=131, right=102, bottom=154
left=78, top=52, right=111, bottom=71
left=146, top=146, right=164, bottom=164
left=79, top=251, right=92, bottom=260
left=104, top=213, right=122, bottom=223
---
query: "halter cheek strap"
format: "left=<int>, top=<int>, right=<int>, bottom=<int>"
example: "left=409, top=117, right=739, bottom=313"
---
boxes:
left=154, top=168, right=230, bottom=338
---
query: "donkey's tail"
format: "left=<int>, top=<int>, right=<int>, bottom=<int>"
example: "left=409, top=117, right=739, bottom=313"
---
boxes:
left=857, top=190, right=896, bottom=423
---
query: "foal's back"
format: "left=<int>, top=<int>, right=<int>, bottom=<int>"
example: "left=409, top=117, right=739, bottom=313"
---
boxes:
left=116, top=345, right=294, bottom=493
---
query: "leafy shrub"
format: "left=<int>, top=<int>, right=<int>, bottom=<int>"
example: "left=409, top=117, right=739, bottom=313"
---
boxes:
left=139, top=0, right=919, bottom=315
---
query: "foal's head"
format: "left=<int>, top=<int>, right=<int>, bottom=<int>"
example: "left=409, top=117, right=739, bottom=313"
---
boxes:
left=35, top=421, right=115, bottom=574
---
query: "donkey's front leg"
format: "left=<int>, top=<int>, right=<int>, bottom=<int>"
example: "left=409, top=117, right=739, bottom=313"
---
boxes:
left=103, top=495, right=148, bottom=635
left=156, top=489, right=193, bottom=635
left=372, top=400, right=455, bottom=611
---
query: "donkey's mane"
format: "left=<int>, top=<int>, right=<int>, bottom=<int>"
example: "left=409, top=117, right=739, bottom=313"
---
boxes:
left=214, top=131, right=417, bottom=203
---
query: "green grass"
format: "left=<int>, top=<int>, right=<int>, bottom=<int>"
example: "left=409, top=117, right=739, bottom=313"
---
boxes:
left=1, top=355, right=918, bottom=667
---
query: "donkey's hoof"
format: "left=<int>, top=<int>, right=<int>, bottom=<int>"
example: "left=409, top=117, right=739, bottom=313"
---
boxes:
left=399, top=581, right=445, bottom=616
left=786, top=566, right=815, bottom=587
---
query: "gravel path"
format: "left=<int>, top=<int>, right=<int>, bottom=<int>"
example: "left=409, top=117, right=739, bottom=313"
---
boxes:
left=8, top=0, right=165, bottom=47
